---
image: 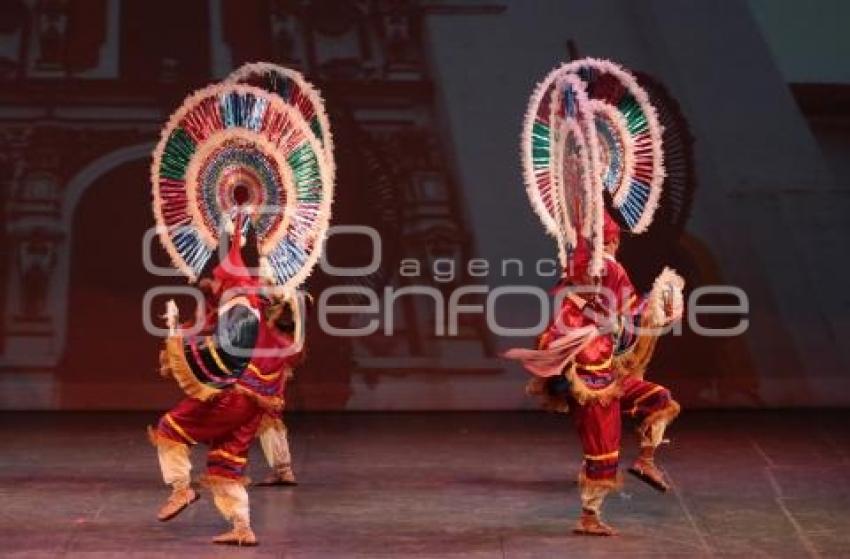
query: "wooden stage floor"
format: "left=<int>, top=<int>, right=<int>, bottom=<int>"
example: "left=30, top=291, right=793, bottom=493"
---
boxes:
left=2, top=411, right=849, bottom=557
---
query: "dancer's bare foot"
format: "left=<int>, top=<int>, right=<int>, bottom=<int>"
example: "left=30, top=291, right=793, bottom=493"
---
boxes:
left=157, top=487, right=200, bottom=522
left=212, top=525, right=258, bottom=546
left=628, top=454, right=670, bottom=492
left=573, top=510, right=616, bottom=536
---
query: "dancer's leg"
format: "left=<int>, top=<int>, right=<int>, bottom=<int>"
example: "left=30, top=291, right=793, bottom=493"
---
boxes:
left=257, top=415, right=296, bottom=485
left=571, top=397, right=622, bottom=536
left=620, top=376, right=681, bottom=491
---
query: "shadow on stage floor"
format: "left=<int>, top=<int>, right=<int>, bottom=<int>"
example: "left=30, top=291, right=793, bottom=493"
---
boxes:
left=2, top=410, right=850, bottom=557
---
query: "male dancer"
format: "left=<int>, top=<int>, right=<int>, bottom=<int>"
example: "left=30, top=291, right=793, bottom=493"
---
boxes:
left=151, top=218, right=303, bottom=546
left=509, top=213, right=682, bottom=536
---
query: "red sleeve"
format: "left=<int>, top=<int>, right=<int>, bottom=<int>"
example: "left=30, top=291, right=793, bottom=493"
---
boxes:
left=264, top=330, right=302, bottom=370
left=554, top=289, right=588, bottom=328
left=547, top=288, right=614, bottom=365
left=537, top=285, right=590, bottom=350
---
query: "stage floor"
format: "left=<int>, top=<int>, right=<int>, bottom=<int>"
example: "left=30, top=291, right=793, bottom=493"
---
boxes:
left=2, top=411, right=850, bottom=558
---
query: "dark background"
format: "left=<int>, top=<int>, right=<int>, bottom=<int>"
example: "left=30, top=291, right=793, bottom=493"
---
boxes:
left=0, top=0, right=848, bottom=410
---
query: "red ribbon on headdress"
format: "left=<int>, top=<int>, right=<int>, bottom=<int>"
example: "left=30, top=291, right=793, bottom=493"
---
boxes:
left=603, top=210, right=620, bottom=244
left=212, top=212, right=261, bottom=297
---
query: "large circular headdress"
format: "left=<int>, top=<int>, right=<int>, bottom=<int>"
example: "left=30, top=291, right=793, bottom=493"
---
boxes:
left=521, top=57, right=665, bottom=276
left=151, top=81, right=335, bottom=288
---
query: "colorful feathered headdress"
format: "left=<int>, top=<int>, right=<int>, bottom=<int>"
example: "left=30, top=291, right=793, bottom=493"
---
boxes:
left=151, top=63, right=335, bottom=289
left=521, top=58, right=666, bottom=277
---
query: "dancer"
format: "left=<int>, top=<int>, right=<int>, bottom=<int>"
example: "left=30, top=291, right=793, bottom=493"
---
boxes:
left=521, top=214, right=682, bottom=535
left=148, top=67, right=335, bottom=545
left=511, top=58, right=686, bottom=535
left=151, top=217, right=305, bottom=545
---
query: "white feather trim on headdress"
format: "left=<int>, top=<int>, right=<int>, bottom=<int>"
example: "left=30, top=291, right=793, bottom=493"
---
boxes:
left=259, top=256, right=275, bottom=284
left=150, top=79, right=335, bottom=290
left=520, top=57, right=666, bottom=278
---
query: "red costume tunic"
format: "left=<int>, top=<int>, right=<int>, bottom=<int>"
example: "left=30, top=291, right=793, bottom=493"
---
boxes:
left=542, top=256, right=675, bottom=488
left=155, top=315, right=302, bottom=482
left=236, top=323, right=300, bottom=400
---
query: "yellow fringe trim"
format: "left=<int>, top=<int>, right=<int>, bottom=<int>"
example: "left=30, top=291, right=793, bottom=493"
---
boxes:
left=614, top=315, right=660, bottom=378
left=585, top=450, right=619, bottom=461
left=206, top=337, right=232, bottom=375
left=163, top=336, right=221, bottom=401
left=628, top=385, right=665, bottom=415
left=234, top=384, right=284, bottom=412
left=565, top=363, right=623, bottom=406
left=163, top=413, right=198, bottom=444
left=147, top=425, right=190, bottom=449
left=248, top=363, right=281, bottom=382
left=637, top=400, right=681, bottom=443
left=199, top=473, right=251, bottom=487
left=525, top=365, right=622, bottom=408
left=525, top=377, right=571, bottom=414
left=525, top=377, right=547, bottom=397
left=578, top=470, right=623, bottom=491
left=258, top=414, right=285, bottom=435
left=578, top=357, right=613, bottom=372
left=209, top=448, right=247, bottom=464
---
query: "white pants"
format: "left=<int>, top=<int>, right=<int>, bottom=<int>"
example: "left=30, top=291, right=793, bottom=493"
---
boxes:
left=157, top=441, right=191, bottom=490
left=258, top=416, right=292, bottom=469
left=209, top=479, right=250, bottom=528
left=155, top=438, right=250, bottom=527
